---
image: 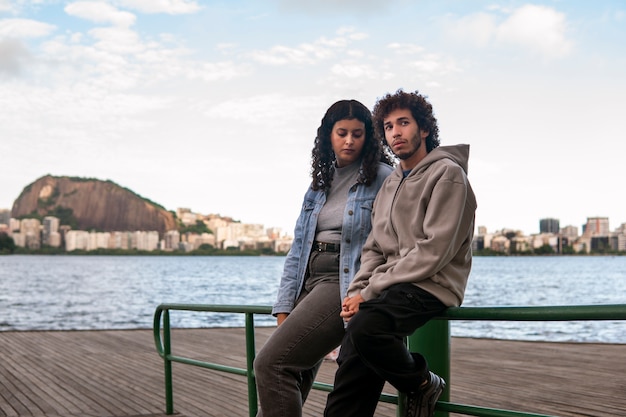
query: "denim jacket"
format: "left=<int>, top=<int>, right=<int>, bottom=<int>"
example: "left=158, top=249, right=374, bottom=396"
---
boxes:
left=272, top=162, right=393, bottom=315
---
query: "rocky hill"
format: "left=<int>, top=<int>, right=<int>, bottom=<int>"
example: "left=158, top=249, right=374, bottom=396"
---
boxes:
left=11, top=175, right=177, bottom=236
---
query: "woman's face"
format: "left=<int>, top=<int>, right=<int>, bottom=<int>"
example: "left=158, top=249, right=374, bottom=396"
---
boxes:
left=330, top=118, right=366, bottom=168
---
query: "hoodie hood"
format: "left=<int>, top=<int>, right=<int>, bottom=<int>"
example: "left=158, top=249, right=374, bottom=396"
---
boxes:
left=399, top=144, right=470, bottom=177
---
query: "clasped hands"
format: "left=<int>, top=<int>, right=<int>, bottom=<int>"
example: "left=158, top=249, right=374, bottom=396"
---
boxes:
left=340, top=294, right=364, bottom=321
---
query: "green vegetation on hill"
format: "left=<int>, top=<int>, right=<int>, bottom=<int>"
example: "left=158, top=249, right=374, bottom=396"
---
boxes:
left=0, top=233, right=16, bottom=254
left=18, top=206, right=79, bottom=230
left=63, top=175, right=168, bottom=211
left=179, top=220, right=212, bottom=235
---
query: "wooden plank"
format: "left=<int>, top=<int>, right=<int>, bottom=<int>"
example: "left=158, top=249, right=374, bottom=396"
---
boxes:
left=0, top=328, right=624, bottom=417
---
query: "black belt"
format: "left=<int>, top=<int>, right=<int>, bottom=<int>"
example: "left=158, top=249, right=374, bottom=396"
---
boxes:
left=313, top=241, right=341, bottom=253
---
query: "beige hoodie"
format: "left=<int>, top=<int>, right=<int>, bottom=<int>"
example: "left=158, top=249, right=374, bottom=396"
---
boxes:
left=348, top=144, right=477, bottom=307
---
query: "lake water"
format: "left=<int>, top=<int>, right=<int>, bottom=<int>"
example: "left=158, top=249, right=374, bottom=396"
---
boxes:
left=1, top=255, right=625, bottom=343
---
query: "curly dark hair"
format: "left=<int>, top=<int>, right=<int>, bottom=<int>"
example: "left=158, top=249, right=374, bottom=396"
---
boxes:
left=311, top=99, right=394, bottom=191
left=372, top=89, right=440, bottom=153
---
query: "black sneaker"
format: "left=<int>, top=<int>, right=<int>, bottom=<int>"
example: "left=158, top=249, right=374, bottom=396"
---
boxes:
left=405, top=371, right=446, bottom=417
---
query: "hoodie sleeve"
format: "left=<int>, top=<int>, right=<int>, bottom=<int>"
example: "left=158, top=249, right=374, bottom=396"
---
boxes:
left=346, top=229, right=385, bottom=297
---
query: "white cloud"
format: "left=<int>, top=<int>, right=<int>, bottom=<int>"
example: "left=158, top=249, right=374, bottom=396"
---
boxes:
left=0, top=0, right=12, bottom=12
left=0, top=82, right=168, bottom=148
left=216, top=42, right=237, bottom=52
left=39, top=32, right=250, bottom=89
left=202, top=93, right=324, bottom=127
left=115, top=0, right=201, bottom=14
left=276, top=0, right=392, bottom=15
left=330, top=62, right=377, bottom=79
left=0, top=18, right=56, bottom=39
left=0, top=39, right=29, bottom=76
left=88, top=26, right=143, bottom=54
left=411, top=54, right=460, bottom=76
left=185, top=61, right=252, bottom=82
left=386, top=44, right=460, bottom=82
left=496, top=5, right=572, bottom=58
left=250, top=43, right=330, bottom=65
left=29, top=20, right=249, bottom=92
left=249, top=29, right=367, bottom=66
left=388, top=42, right=426, bottom=54
left=65, top=2, right=136, bottom=27
left=316, top=36, right=349, bottom=49
left=445, top=12, right=496, bottom=47
left=444, top=5, right=572, bottom=58
left=337, top=26, right=368, bottom=41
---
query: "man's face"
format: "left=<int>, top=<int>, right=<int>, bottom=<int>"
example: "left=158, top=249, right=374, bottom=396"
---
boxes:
left=383, top=108, right=429, bottom=169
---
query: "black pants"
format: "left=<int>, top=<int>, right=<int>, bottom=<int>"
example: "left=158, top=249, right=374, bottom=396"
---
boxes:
left=324, top=283, right=446, bottom=417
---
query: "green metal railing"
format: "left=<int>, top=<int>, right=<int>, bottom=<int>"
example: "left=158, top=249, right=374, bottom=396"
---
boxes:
left=153, top=303, right=626, bottom=417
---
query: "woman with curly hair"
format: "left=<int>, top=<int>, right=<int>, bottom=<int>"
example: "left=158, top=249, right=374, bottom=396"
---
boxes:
left=253, top=99, right=394, bottom=417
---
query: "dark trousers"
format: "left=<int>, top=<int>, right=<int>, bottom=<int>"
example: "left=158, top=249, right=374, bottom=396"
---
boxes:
left=254, top=251, right=345, bottom=417
left=324, top=283, right=446, bottom=417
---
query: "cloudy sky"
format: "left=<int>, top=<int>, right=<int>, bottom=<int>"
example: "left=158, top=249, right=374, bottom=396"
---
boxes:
left=1, top=0, right=624, bottom=236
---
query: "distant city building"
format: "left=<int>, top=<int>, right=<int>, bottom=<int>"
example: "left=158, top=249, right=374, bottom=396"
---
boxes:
left=21, top=218, right=41, bottom=249
left=184, top=232, right=215, bottom=249
left=66, top=230, right=90, bottom=251
left=591, top=236, right=610, bottom=252
left=178, top=241, right=195, bottom=252
left=583, top=217, right=610, bottom=236
left=43, top=216, right=61, bottom=247
left=539, top=218, right=560, bottom=234
left=12, top=232, right=26, bottom=247
left=93, top=232, right=111, bottom=249
left=9, top=218, right=20, bottom=233
left=4, top=203, right=624, bottom=255
left=266, top=227, right=284, bottom=240
left=532, top=233, right=559, bottom=252
left=63, top=230, right=160, bottom=251
left=471, top=235, right=485, bottom=251
left=560, top=225, right=579, bottom=240
left=177, top=208, right=202, bottom=226
left=131, top=231, right=159, bottom=251
left=163, top=230, right=180, bottom=250
left=511, top=235, right=531, bottom=252
left=0, top=209, right=10, bottom=226
left=490, top=235, right=510, bottom=252
left=274, top=237, right=293, bottom=253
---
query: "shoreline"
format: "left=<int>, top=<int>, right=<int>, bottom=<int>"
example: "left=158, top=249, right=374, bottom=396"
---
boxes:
left=3, top=251, right=626, bottom=256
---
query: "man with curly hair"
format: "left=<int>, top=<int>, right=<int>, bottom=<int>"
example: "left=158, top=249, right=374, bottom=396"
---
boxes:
left=324, top=89, right=477, bottom=417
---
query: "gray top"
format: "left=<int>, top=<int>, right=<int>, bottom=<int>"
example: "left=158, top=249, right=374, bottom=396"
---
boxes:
left=315, top=161, right=360, bottom=244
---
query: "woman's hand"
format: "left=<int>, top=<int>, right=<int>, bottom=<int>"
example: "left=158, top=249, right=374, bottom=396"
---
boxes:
left=276, top=313, right=289, bottom=326
left=340, top=294, right=364, bottom=321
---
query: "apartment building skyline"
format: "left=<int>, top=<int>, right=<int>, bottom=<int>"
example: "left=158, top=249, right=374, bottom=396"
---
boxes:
left=2, top=207, right=625, bottom=254
left=0, top=208, right=294, bottom=253
left=475, top=216, right=626, bottom=254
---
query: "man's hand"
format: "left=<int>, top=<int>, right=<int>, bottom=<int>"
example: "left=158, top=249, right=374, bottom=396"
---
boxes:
left=340, top=294, right=364, bottom=321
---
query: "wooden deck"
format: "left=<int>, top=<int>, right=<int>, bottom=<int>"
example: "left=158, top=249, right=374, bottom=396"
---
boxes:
left=0, top=327, right=624, bottom=417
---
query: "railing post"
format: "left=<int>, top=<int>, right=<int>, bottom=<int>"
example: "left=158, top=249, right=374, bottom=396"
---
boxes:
left=245, top=313, right=258, bottom=417
left=407, top=319, right=450, bottom=417
left=163, top=309, right=174, bottom=415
